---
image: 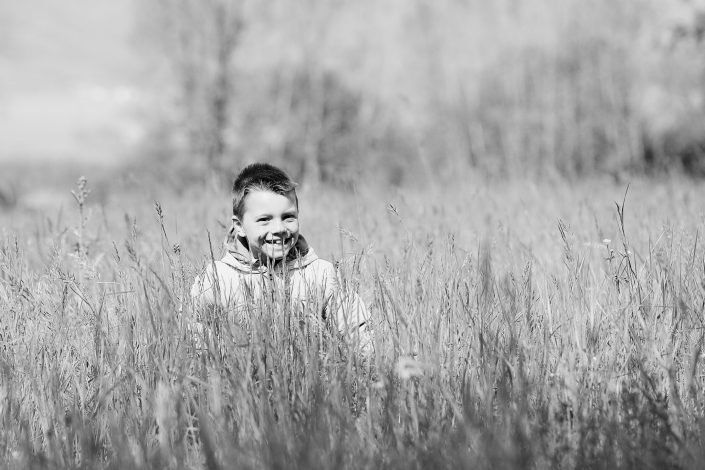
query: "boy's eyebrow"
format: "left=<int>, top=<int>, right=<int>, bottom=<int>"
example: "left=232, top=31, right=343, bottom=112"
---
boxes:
left=247, top=203, right=298, bottom=218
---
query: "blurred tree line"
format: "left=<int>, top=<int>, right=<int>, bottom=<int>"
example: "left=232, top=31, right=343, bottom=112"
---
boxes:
left=134, top=0, right=705, bottom=187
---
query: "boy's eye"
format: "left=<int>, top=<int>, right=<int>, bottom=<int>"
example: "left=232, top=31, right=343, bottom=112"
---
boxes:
left=256, top=217, right=269, bottom=223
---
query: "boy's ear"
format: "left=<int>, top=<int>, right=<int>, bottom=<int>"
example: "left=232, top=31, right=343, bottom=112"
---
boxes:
left=232, top=215, right=246, bottom=237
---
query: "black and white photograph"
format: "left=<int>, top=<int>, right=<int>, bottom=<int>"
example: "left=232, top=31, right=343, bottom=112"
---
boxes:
left=2, top=1, right=705, bottom=468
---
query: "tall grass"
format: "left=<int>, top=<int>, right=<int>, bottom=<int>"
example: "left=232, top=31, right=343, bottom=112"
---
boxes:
left=1, top=176, right=705, bottom=468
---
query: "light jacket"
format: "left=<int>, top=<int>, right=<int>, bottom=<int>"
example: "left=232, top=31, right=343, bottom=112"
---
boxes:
left=191, top=235, right=370, bottom=343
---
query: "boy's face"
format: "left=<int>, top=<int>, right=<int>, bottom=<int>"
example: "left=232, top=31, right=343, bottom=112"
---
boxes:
left=234, top=189, right=300, bottom=264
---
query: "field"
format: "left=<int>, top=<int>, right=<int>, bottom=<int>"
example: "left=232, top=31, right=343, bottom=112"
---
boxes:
left=4, top=1, right=705, bottom=468
left=1, top=169, right=705, bottom=469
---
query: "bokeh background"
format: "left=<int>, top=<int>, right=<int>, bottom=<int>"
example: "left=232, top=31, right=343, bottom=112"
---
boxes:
left=2, top=0, right=705, bottom=252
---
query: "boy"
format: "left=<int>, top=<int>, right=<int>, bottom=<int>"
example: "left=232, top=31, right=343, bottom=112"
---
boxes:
left=191, top=163, right=370, bottom=351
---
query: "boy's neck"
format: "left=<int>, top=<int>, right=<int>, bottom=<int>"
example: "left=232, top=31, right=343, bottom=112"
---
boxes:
left=258, top=255, right=284, bottom=269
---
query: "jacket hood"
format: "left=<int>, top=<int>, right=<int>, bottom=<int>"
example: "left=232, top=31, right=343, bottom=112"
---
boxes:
left=222, top=226, right=318, bottom=274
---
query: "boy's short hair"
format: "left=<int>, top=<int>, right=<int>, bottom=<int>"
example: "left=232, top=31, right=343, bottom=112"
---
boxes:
left=232, top=163, right=297, bottom=217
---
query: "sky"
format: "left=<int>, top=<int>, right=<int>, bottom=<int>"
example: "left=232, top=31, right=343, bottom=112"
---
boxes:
left=0, top=0, right=140, bottom=163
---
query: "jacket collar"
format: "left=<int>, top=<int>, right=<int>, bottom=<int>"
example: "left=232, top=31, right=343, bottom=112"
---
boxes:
left=221, top=232, right=318, bottom=274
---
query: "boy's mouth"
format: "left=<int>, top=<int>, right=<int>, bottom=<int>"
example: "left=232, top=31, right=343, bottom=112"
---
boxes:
left=264, top=237, right=294, bottom=247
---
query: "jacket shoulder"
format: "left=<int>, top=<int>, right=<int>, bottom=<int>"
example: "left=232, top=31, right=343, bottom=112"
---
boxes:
left=305, top=258, right=336, bottom=276
left=299, top=258, right=338, bottom=296
left=309, top=257, right=334, bottom=268
left=191, top=259, right=245, bottom=302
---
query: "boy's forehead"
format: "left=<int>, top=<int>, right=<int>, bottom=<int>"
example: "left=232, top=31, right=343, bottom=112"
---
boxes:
left=243, top=189, right=298, bottom=213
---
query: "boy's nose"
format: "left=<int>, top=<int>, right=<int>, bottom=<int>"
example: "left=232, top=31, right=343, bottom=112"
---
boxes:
left=271, top=219, right=286, bottom=235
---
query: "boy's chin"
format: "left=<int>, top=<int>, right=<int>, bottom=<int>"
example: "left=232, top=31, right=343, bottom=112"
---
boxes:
left=261, top=247, right=291, bottom=262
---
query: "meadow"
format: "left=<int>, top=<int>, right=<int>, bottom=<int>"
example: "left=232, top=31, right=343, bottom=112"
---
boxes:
left=2, top=169, right=705, bottom=469
left=3, top=2, right=705, bottom=468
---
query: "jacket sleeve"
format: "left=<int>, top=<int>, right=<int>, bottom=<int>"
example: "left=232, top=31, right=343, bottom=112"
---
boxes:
left=189, top=264, right=219, bottom=354
left=334, top=291, right=372, bottom=351
left=191, top=263, right=218, bottom=306
left=317, top=261, right=372, bottom=353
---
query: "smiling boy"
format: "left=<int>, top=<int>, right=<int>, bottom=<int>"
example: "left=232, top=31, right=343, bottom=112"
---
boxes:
left=237, top=188, right=299, bottom=263
left=191, top=163, right=370, bottom=349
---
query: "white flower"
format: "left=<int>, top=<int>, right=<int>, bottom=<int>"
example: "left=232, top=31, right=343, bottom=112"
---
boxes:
left=395, top=356, right=424, bottom=380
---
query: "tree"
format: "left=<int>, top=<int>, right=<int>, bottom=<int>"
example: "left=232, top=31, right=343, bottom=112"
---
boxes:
left=139, top=0, right=244, bottom=169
